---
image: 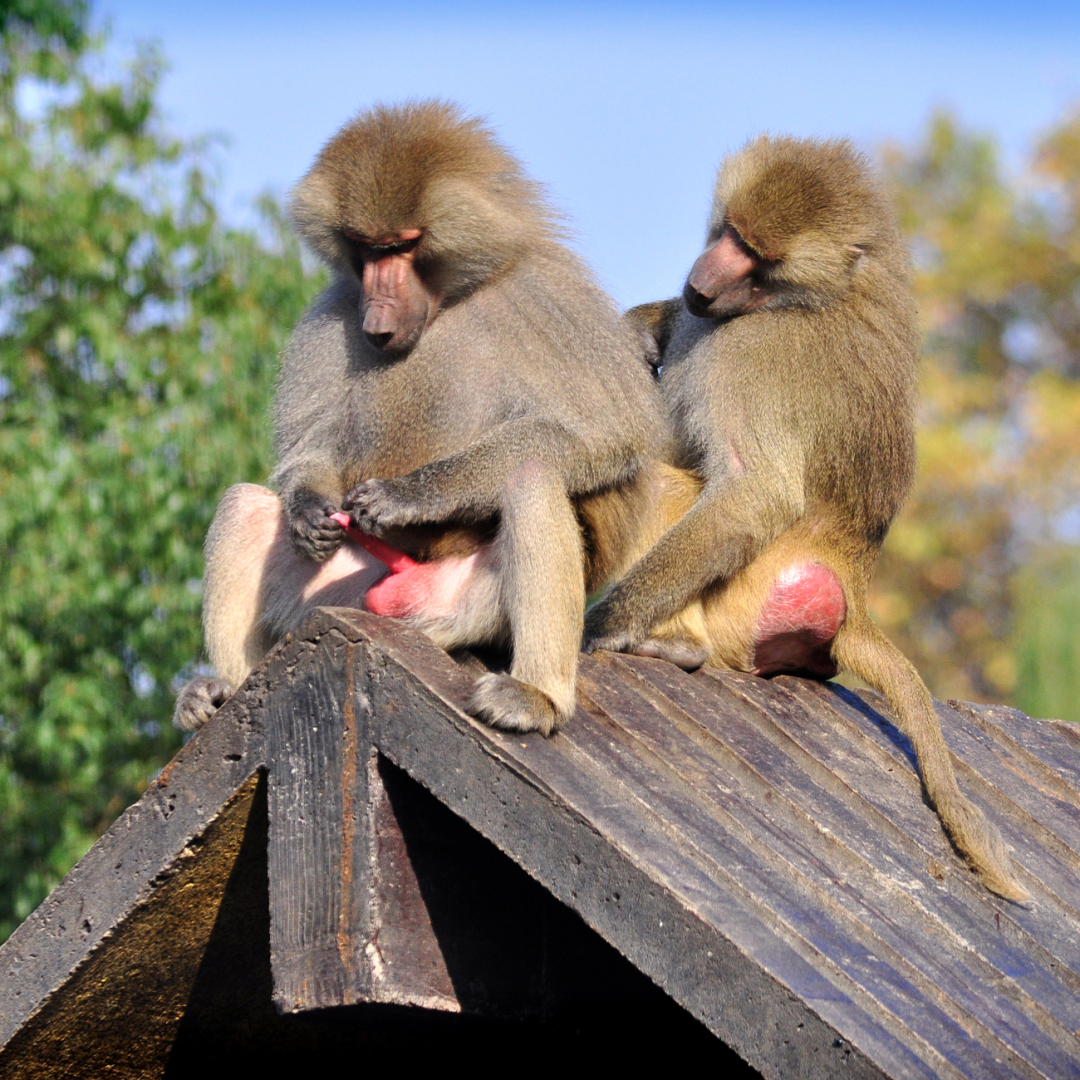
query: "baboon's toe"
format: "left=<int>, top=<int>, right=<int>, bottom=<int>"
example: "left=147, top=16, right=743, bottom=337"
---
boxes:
left=632, top=636, right=708, bottom=670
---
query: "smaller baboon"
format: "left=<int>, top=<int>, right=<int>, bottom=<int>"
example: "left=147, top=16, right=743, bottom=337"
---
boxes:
left=585, top=136, right=1028, bottom=901
left=174, top=101, right=665, bottom=737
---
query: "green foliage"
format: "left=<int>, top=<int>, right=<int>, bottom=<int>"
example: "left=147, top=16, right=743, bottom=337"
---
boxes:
left=0, top=25, right=324, bottom=940
left=0, top=0, right=87, bottom=81
left=1014, top=549, right=1080, bottom=722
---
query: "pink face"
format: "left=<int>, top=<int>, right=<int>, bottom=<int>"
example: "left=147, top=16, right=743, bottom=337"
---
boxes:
left=684, top=224, right=771, bottom=319
left=342, top=227, right=441, bottom=355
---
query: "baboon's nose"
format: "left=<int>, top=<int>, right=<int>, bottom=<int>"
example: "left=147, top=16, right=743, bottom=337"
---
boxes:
left=683, top=282, right=711, bottom=316
left=365, top=330, right=394, bottom=350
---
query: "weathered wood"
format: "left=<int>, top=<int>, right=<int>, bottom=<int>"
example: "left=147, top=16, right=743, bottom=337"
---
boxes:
left=949, top=700, right=1080, bottom=793
left=0, top=664, right=268, bottom=1059
left=325, top=611, right=902, bottom=1080
left=945, top=699, right=1080, bottom=845
left=277, top=609, right=1079, bottom=1080
left=800, top=681, right=1080, bottom=926
left=592, top=660, right=1080, bottom=1078
left=365, top=752, right=459, bottom=1010
left=265, top=626, right=363, bottom=1009
left=2, top=746, right=725, bottom=1074
left=3, top=605, right=1079, bottom=1079
left=697, top=672, right=1080, bottom=1035
left=265, top=618, right=709, bottom=1022
left=369, top=753, right=722, bottom=1018
left=0, top=778, right=265, bottom=1080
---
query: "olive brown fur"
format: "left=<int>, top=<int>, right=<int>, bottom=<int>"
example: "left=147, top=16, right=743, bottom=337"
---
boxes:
left=175, top=100, right=666, bottom=739
left=586, top=135, right=1027, bottom=901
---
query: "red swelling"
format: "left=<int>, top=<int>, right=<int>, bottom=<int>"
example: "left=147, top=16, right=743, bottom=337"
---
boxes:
left=329, top=512, right=844, bottom=675
left=364, top=561, right=448, bottom=618
left=751, top=563, right=846, bottom=678
left=329, top=511, right=432, bottom=617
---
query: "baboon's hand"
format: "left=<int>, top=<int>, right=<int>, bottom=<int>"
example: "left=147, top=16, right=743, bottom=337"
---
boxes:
left=344, top=477, right=422, bottom=536
left=289, top=491, right=344, bottom=561
left=634, top=323, right=663, bottom=376
left=582, top=595, right=647, bottom=656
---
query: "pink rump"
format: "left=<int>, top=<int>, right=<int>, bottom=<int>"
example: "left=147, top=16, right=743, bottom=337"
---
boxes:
left=751, top=563, right=846, bottom=678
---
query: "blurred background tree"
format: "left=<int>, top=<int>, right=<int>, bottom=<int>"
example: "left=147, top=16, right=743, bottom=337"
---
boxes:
left=877, top=113, right=1080, bottom=724
left=0, top=0, right=324, bottom=939
left=0, top=1, right=1076, bottom=947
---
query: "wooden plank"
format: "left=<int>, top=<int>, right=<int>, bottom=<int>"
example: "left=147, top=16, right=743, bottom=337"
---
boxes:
left=946, top=700, right=1080, bottom=835
left=0, top=665, right=267, bottom=1053
left=853, top=692, right=1080, bottom=855
left=11, top=605, right=1076, bottom=1077
left=1, top=657, right=736, bottom=1072
left=0, top=777, right=266, bottom=1080
left=330, top=610, right=933, bottom=1080
left=950, top=702, right=1080, bottom=793
left=261, top=613, right=1080, bottom=1075
left=589, top=658, right=1080, bottom=1005
left=573, top=657, right=1079, bottom=1080
left=687, top=668, right=1080, bottom=1036
left=266, top=622, right=365, bottom=1011
left=266, top=614, right=725, bottom=1026
left=792, top=680, right=1080, bottom=925
left=618, top=660, right=943, bottom=886
left=744, top=677, right=1080, bottom=979
left=364, top=752, right=460, bottom=1011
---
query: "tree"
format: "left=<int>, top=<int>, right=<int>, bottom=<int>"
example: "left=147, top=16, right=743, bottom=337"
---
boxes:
left=0, top=14, right=323, bottom=940
left=876, top=113, right=1080, bottom=721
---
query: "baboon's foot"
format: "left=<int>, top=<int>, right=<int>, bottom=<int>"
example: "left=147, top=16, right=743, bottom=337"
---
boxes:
left=467, top=672, right=567, bottom=737
left=172, top=676, right=235, bottom=732
left=631, top=636, right=708, bottom=670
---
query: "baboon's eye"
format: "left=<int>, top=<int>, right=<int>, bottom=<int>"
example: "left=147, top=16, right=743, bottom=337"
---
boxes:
left=340, top=229, right=421, bottom=260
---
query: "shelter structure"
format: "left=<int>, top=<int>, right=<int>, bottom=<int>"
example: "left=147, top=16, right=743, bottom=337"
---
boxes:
left=1, top=609, right=1078, bottom=1078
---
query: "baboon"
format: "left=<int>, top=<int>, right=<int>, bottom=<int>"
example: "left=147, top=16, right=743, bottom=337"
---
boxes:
left=584, top=135, right=1028, bottom=901
left=173, top=101, right=665, bottom=737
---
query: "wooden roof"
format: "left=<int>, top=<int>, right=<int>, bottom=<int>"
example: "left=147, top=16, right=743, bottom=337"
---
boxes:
left=1, top=608, right=1079, bottom=1078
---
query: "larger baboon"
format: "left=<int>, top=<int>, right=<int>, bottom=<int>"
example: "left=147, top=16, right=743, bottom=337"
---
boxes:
left=174, top=101, right=666, bottom=737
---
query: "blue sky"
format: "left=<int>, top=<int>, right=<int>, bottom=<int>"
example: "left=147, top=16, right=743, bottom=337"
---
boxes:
left=98, top=1, right=1080, bottom=307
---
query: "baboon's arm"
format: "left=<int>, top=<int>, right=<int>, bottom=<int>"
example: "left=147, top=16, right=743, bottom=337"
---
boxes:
left=345, top=415, right=639, bottom=533
left=583, top=470, right=803, bottom=651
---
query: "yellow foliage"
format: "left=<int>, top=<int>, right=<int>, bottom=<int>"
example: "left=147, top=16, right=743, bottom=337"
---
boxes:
left=877, top=112, right=1080, bottom=719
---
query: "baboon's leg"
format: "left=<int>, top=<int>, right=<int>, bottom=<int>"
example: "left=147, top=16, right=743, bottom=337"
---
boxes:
left=200, top=484, right=282, bottom=688
left=833, top=615, right=1028, bottom=901
left=175, top=484, right=387, bottom=731
left=469, top=461, right=584, bottom=737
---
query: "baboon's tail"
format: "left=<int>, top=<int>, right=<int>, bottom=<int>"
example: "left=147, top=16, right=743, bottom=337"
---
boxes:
left=832, top=615, right=1029, bottom=902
